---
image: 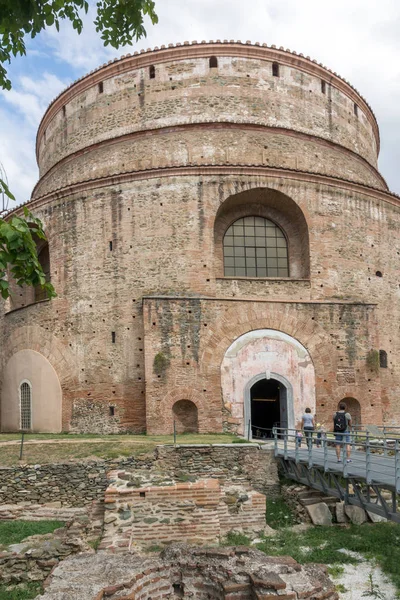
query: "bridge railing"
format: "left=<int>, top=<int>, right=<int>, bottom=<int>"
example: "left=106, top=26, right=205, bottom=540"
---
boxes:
left=272, top=426, right=400, bottom=493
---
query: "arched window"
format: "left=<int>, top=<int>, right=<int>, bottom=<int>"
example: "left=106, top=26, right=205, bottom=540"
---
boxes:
left=149, top=65, right=155, bottom=79
left=379, top=350, right=388, bottom=368
left=34, top=244, right=51, bottom=302
left=20, top=381, right=32, bottom=430
left=209, top=56, right=218, bottom=69
left=223, top=216, right=289, bottom=277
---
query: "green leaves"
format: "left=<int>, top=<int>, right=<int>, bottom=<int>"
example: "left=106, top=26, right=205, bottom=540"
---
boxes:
left=0, top=0, right=158, bottom=89
left=0, top=211, right=57, bottom=300
left=0, top=177, right=15, bottom=200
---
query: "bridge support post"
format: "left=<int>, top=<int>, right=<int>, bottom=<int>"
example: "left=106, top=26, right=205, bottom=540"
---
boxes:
left=323, top=437, right=328, bottom=472
left=273, top=427, right=278, bottom=457
left=395, top=439, right=400, bottom=494
left=366, top=432, right=372, bottom=485
left=284, top=429, right=288, bottom=460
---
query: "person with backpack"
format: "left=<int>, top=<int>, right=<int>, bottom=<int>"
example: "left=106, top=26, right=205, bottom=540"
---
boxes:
left=333, top=402, right=352, bottom=462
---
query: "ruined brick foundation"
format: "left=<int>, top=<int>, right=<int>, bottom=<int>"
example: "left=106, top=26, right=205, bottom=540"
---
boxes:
left=39, top=545, right=339, bottom=600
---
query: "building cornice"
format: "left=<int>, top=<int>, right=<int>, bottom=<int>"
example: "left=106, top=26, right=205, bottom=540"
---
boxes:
left=35, top=41, right=380, bottom=158
left=142, top=296, right=377, bottom=307
left=33, top=121, right=387, bottom=197
left=6, top=165, right=400, bottom=220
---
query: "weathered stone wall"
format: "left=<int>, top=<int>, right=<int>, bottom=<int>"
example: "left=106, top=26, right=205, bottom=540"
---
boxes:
left=36, top=43, right=380, bottom=178
left=101, top=476, right=266, bottom=552
left=0, top=456, right=152, bottom=506
left=0, top=445, right=279, bottom=506
left=1, top=42, right=399, bottom=434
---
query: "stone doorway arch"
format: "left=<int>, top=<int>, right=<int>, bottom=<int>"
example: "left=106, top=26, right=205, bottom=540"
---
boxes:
left=338, top=397, right=362, bottom=429
left=221, top=329, right=315, bottom=437
left=172, top=400, right=199, bottom=433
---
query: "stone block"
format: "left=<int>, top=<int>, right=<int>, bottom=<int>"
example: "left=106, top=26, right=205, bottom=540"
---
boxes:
left=335, top=501, right=348, bottom=523
left=305, top=502, right=332, bottom=526
left=367, top=510, right=388, bottom=523
left=344, top=505, right=367, bottom=524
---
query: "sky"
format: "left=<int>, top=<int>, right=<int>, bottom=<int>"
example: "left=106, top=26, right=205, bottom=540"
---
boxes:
left=1, top=0, right=400, bottom=210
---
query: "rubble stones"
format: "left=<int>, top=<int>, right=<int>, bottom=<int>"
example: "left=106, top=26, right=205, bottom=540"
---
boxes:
left=38, top=545, right=339, bottom=600
left=0, top=520, right=94, bottom=584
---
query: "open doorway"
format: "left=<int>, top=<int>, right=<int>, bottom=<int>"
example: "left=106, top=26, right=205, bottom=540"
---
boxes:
left=250, top=378, right=287, bottom=439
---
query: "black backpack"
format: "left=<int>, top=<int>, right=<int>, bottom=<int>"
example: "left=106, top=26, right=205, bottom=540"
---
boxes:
left=333, top=411, right=347, bottom=432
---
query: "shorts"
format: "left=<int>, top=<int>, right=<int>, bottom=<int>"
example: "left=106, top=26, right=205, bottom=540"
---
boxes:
left=334, top=432, right=351, bottom=444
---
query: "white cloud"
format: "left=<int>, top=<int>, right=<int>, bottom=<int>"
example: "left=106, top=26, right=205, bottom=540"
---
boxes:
left=0, top=72, right=67, bottom=205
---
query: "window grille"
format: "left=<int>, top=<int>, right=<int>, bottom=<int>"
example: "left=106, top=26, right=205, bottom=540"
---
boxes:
left=20, top=382, right=32, bottom=430
left=223, top=216, right=289, bottom=277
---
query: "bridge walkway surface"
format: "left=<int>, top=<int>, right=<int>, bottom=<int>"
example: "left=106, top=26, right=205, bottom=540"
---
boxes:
left=272, top=428, right=400, bottom=523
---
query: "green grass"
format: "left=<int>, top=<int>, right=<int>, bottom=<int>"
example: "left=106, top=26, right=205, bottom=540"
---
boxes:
left=0, top=433, right=237, bottom=442
left=255, top=523, right=400, bottom=593
left=328, top=565, right=345, bottom=578
left=0, top=520, right=64, bottom=546
left=0, top=433, right=238, bottom=466
left=265, top=497, right=295, bottom=528
left=0, top=583, right=42, bottom=600
left=222, top=531, right=252, bottom=546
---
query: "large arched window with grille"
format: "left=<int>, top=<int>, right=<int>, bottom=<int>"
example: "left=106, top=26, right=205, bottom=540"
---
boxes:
left=223, top=216, right=289, bottom=277
left=20, top=381, right=32, bottom=430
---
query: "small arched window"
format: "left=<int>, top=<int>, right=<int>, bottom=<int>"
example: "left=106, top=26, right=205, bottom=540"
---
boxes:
left=149, top=65, right=155, bottom=79
left=223, top=216, right=289, bottom=277
left=272, top=62, right=280, bottom=77
left=209, top=56, right=218, bottom=69
left=20, top=381, right=32, bottom=430
left=34, top=244, right=51, bottom=302
left=379, top=350, right=388, bottom=368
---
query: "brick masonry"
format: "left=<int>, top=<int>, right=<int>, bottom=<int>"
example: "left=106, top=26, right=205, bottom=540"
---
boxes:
left=1, top=42, right=399, bottom=433
left=101, top=475, right=266, bottom=552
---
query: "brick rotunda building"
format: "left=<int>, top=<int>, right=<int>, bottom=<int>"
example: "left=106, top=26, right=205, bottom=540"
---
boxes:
left=1, top=41, right=399, bottom=434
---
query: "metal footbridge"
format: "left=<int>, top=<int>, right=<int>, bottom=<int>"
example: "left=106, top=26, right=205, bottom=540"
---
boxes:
left=273, top=427, right=400, bottom=523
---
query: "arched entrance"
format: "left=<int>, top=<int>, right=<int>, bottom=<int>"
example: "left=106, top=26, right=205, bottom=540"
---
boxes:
left=221, top=329, right=315, bottom=438
left=250, top=378, right=287, bottom=439
left=244, top=372, right=292, bottom=439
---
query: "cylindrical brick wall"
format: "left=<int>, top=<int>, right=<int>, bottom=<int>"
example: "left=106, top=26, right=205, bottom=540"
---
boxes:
left=1, top=42, right=399, bottom=434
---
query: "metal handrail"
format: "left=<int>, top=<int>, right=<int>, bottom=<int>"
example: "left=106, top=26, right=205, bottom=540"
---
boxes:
left=273, top=426, right=400, bottom=493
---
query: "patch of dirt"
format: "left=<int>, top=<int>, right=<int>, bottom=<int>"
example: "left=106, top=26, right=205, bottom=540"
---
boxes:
left=332, top=549, right=396, bottom=599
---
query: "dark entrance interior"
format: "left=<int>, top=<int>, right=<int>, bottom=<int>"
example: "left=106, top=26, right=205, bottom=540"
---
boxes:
left=250, top=378, right=286, bottom=439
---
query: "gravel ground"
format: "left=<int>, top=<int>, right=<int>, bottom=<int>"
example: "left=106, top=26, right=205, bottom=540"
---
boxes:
left=333, top=549, right=397, bottom=600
